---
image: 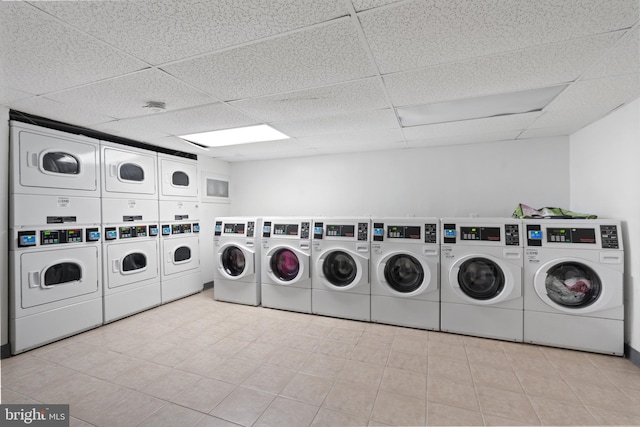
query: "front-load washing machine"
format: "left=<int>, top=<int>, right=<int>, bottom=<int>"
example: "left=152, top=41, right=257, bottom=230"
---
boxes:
left=102, top=223, right=161, bottom=323
left=9, top=224, right=103, bottom=354
left=440, top=218, right=524, bottom=342
left=523, top=220, right=624, bottom=355
left=159, top=201, right=202, bottom=303
left=261, top=217, right=312, bottom=313
left=371, top=218, right=440, bottom=330
left=214, top=217, right=263, bottom=306
left=311, top=218, right=371, bottom=321
left=157, top=153, right=198, bottom=200
left=10, top=121, right=100, bottom=198
left=101, top=141, right=158, bottom=200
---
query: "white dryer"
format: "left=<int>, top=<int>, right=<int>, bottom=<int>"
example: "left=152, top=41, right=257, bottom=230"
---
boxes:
left=10, top=122, right=100, bottom=197
left=157, top=153, right=198, bottom=200
left=523, top=220, right=624, bottom=355
left=101, top=141, right=158, bottom=200
left=440, top=218, right=524, bottom=342
left=311, top=218, right=371, bottom=321
left=159, top=201, right=202, bottom=303
left=102, top=222, right=161, bottom=323
left=214, top=217, right=262, bottom=306
left=371, top=218, right=440, bottom=330
left=9, top=225, right=103, bottom=354
left=261, top=217, right=312, bottom=313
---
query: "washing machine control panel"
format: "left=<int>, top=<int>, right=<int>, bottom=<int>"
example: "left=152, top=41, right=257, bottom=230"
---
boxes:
left=526, top=224, right=543, bottom=246
left=214, top=221, right=223, bottom=236
left=41, top=228, right=83, bottom=245
left=600, top=225, right=619, bottom=249
left=172, top=223, right=192, bottom=234
left=17, top=231, right=37, bottom=247
left=357, top=222, right=369, bottom=241
left=547, top=227, right=596, bottom=244
left=301, top=222, right=310, bottom=239
left=86, top=228, right=101, bottom=242
left=425, top=224, right=438, bottom=243
left=313, top=222, right=324, bottom=240
left=149, top=225, right=159, bottom=236
left=247, top=221, right=255, bottom=237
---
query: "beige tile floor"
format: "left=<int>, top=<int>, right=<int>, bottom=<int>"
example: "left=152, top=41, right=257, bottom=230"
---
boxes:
left=2, top=288, right=640, bottom=426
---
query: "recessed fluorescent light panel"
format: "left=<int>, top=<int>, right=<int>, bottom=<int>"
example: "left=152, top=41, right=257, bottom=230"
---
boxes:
left=397, top=84, right=568, bottom=127
left=180, top=124, right=290, bottom=147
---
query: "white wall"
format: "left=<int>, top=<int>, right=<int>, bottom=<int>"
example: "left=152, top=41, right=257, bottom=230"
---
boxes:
left=230, top=137, right=570, bottom=219
left=1, top=106, right=9, bottom=349
left=198, top=156, right=231, bottom=283
left=570, top=98, right=640, bottom=351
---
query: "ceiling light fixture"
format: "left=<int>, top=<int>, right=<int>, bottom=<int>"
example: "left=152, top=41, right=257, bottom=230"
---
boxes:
left=397, top=84, right=568, bottom=127
left=179, top=124, right=290, bottom=147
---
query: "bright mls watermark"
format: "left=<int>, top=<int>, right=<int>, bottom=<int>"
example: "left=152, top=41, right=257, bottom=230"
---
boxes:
left=0, top=405, right=69, bottom=426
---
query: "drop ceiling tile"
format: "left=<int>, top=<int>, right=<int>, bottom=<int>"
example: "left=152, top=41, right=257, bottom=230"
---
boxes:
left=47, top=69, right=217, bottom=120
left=359, top=0, right=639, bottom=74
left=528, top=74, right=640, bottom=130
left=34, top=0, right=349, bottom=65
left=94, top=103, right=259, bottom=139
left=314, top=140, right=405, bottom=155
left=230, top=78, right=389, bottom=122
left=352, top=0, right=403, bottom=12
left=403, top=112, right=541, bottom=141
left=296, top=128, right=405, bottom=149
left=146, top=135, right=214, bottom=156
left=384, top=32, right=620, bottom=107
left=271, top=109, right=398, bottom=137
left=0, top=2, right=146, bottom=95
left=0, top=87, right=32, bottom=104
left=583, top=27, right=640, bottom=80
left=9, top=96, right=116, bottom=127
left=518, top=127, right=574, bottom=139
left=163, top=19, right=375, bottom=101
left=91, top=120, right=172, bottom=142
left=406, top=130, right=522, bottom=148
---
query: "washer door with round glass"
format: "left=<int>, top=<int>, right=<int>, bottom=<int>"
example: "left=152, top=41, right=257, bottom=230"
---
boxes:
left=318, top=249, right=368, bottom=291
left=266, top=246, right=309, bottom=285
left=533, top=258, right=621, bottom=314
left=450, top=254, right=519, bottom=304
left=377, top=252, right=434, bottom=297
left=218, top=244, right=255, bottom=280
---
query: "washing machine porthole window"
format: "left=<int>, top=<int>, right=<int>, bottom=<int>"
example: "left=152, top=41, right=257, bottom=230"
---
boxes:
left=119, top=163, right=144, bottom=182
left=42, top=152, right=80, bottom=175
left=385, top=254, right=424, bottom=293
left=323, top=251, right=357, bottom=287
left=44, top=262, right=82, bottom=286
left=545, top=262, right=602, bottom=308
left=458, top=258, right=505, bottom=300
left=122, top=253, right=147, bottom=272
left=175, top=247, right=192, bottom=263
left=172, top=171, right=190, bottom=187
left=271, top=248, right=300, bottom=282
left=222, top=246, right=245, bottom=276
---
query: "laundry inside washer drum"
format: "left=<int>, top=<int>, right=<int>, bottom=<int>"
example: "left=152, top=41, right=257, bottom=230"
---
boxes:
left=323, top=251, right=357, bottom=286
left=272, top=249, right=300, bottom=281
left=222, top=247, right=245, bottom=276
left=545, top=263, right=601, bottom=307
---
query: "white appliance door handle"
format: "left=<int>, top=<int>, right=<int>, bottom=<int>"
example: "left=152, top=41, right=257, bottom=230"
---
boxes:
left=109, top=164, right=117, bottom=177
left=168, top=251, right=173, bottom=263
left=27, top=152, right=38, bottom=168
left=112, top=259, right=120, bottom=273
left=378, top=262, right=387, bottom=282
left=28, top=271, right=40, bottom=288
left=266, top=255, right=272, bottom=273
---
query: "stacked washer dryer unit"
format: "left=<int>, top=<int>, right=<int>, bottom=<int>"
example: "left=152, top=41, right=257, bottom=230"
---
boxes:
left=311, top=218, right=371, bottom=321
left=9, top=122, right=103, bottom=354
left=214, top=217, right=263, bottom=306
left=100, top=141, right=161, bottom=322
left=157, top=153, right=202, bottom=303
left=370, top=218, right=440, bottom=330
left=261, top=217, right=313, bottom=313
left=523, top=219, right=624, bottom=355
left=440, top=218, right=524, bottom=342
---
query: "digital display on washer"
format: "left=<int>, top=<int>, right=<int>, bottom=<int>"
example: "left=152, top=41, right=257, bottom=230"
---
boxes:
left=274, top=224, right=298, bottom=236
left=224, top=223, right=245, bottom=234
left=387, top=225, right=420, bottom=239
left=444, top=228, right=456, bottom=238
left=547, top=228, right=596, bottom=244
left=460, top=226, right=500, bottom=241
left=18, top=231, right=36, bottom=247
left=326, top=224, right=355, bottom=237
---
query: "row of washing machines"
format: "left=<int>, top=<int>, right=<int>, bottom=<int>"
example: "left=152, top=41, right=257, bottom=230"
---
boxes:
left=213, top=216, right=625, bottom=356
left=9, top=122, right=202, bottom=354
